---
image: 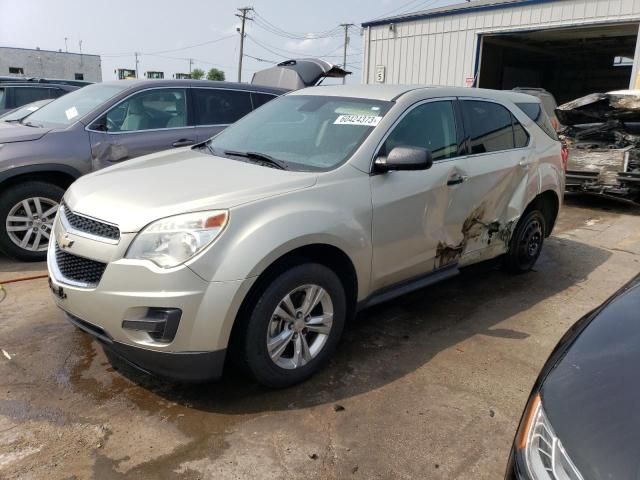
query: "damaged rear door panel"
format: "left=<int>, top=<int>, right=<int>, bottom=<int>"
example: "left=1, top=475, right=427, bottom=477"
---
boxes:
left=446, top=99, right=535, bottom=267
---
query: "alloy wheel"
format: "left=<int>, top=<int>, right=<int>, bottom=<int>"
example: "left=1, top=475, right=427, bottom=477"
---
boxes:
left=6, top=197, right=58, bottom=252
left=266, top=284, right=334, bottom=370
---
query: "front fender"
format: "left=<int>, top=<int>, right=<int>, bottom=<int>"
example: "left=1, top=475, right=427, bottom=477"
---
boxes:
left=188, top=175, right=373, bottom=299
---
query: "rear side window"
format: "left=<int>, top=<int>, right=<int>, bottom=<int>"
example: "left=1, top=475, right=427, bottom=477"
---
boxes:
left=251, top=92, right=277, bottom=110
left=14, top=87, right=53, bottom=106
left=516, top=102, right=558, bottom=140
left=193, top=88, right=252, bottom=125
left=462, top=100, right=517, bottom=154
left=513, top=115, right=529, bottom=148
left=382, top=100, right=458, bottom=161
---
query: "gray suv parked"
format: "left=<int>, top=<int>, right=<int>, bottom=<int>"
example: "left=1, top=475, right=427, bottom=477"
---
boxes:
left=0, top=79, right=286, bottom=260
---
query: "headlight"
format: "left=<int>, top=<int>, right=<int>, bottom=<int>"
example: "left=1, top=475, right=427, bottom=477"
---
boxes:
left=126, top=210, right=228, bottom=268
left=517, top=395, right=584, bottom=480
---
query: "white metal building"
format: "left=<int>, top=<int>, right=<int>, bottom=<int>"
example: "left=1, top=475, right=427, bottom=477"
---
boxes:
left=361, top=0, right=640, bottom=103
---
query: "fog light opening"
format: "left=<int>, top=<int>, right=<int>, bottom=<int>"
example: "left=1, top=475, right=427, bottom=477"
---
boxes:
left=122, top=308, right=181, bottom=343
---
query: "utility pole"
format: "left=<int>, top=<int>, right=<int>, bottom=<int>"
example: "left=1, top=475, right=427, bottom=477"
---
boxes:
left=189, top=58, right=194, bottom=75
left=236, top=6, right=253, bottom=83
left=64, top=37, right=68, bottom=52
left=134, top=52, right=139, bottom=78
left=340, top=23, right=354, bottom=84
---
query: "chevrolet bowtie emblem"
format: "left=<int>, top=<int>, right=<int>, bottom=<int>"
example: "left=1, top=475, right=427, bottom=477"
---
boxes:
left=59, top=234, right=75, bottom=250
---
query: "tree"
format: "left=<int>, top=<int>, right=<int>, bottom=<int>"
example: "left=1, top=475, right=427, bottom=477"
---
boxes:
left=207, top=68, right=226, bottom=81
left=191, top=68, right=205, bottom=80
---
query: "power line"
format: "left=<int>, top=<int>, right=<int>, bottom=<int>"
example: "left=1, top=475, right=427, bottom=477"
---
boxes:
left=99, top=34, right=236, bottom=58
left=252, top=10, right=343, bottom=40
left=246, top=34, right=351, bottom=62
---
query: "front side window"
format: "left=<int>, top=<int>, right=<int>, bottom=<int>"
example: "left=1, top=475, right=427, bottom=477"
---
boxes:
left=207, top=95, right=392, bottom=171
left=193, top=89, right=252, bottom=125
left=0, top=87, right=5, bottom=109
left=105, top=88, right=187, bottom=132
left=381, top=101, right=458, bottom=161
left=25, top=83, right=127, bottom=128
left=462, top=100, right=515, bottom=154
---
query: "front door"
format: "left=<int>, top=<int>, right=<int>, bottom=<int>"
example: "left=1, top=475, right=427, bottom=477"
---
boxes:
left=88, top=88, right=196, bottom=170
left=370, top=99, right=471, bottom=291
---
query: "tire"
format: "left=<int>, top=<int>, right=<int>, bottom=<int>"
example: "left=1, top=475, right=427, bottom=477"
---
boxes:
left=236, top=263, right=346, bottom=388
left=504, top=209, right=546, bottom=274
left=0, top=181, right=64, bottom=261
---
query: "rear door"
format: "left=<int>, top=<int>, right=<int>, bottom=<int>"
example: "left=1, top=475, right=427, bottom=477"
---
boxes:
left=455, top=98, right=533, bottom=261
left=192, top=88, right=253, bottom=142
left=370, top=99, right=472, bottom=290
left=87, top=87, right=196, bottom=169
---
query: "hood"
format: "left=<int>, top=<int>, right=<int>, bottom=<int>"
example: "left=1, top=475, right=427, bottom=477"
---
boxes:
left=65, top=147, right=317, bottom=232
left=556, top=90, right=640, bottom=125
left=251, top=58, right=351, bottom=90
left=0, top=122, right=52, bottom=143
left=540, top=275, right=640, bottom=479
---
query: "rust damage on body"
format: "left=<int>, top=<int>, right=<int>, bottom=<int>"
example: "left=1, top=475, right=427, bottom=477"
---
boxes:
left=435, top=204, right=515, bottom=269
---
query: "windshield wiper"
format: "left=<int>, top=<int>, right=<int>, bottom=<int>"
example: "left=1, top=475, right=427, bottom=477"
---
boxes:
left=224, top=150, right=289, bottom=170
left=21, top=120, right=43, bottom=128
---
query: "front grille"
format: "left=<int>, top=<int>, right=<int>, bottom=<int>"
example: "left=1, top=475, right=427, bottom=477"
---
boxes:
left=55, top=245, right=107, bottom=286
left=62, top=204, right=120, bottom=241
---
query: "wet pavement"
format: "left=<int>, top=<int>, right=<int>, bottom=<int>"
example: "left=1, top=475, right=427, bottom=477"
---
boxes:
left=1, top=195, right=639, bottom=479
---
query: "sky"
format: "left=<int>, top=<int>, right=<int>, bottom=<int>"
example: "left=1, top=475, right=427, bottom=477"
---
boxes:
left=0, top=0, right=460, bottom=83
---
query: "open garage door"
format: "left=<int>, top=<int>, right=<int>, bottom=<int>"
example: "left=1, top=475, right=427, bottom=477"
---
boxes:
left=478, top=24, right=639, bottom=105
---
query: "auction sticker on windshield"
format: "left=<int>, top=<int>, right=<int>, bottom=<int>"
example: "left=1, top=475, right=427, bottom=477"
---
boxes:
left=334, top=114, right=382, bottom=127
left=65, top=106, right=79, bottom=120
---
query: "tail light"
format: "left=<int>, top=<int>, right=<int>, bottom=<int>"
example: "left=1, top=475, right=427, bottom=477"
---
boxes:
left=560, top=146, right=569, bottom=172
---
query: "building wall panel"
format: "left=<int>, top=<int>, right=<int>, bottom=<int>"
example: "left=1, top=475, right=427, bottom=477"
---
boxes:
left=363, top=0, right=640, bottom=87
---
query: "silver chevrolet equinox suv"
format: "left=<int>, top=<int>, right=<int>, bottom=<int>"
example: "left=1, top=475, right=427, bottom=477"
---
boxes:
left=48, top=85, right=564, bottom=387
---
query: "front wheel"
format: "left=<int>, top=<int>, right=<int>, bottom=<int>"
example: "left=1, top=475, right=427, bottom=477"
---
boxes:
left=237, top=263, right=346, bottom=388
left=504, top=210, right=546, bottom=273
left=0, top=182, right=64, bottom=261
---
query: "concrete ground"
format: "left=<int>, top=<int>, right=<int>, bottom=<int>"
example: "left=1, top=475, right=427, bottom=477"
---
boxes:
left=1, top=195, right=639, bottom=480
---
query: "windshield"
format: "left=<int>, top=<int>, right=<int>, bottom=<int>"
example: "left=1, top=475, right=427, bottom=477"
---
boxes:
left=207, top=95, right=392, bottom=171
left=24, top=83, right=128, bottom=128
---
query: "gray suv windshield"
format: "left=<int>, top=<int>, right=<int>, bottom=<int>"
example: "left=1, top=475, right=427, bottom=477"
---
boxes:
left=207, top=95, right=392, bottom=171
left=24, top=83, right=127, bottom=128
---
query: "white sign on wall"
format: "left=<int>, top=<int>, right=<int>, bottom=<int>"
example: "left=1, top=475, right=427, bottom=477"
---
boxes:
left=375, top=65, right=386, bottom=83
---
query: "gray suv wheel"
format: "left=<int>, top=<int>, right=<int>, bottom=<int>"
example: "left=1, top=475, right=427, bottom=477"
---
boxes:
left=0, top=182, right=63, bottom=261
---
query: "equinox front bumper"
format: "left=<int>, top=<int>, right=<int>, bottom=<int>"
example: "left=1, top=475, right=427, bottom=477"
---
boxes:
left=47, top=214, right=255, bottom=382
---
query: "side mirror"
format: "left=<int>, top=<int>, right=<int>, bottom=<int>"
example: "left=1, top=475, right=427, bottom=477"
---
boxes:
left=375, top=146, right=433, bottom=172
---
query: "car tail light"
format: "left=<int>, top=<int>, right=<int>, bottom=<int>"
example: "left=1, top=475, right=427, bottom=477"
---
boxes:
left=560, top=146, right=569, bottom=172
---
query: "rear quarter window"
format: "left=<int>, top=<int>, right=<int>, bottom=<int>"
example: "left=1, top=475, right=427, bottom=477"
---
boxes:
left=516, top=102, right=558, bottom=140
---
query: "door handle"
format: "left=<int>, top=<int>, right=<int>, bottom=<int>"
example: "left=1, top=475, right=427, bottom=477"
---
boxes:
left=519, top=157, right=531, bottom=168
left=447, top=175, right=468, bottom=186
left=172, top=139, right=195, bottom=147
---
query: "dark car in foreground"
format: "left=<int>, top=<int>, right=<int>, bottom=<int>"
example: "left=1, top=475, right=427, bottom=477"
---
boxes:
left=0, top=79, right=286, bottom=261
left=506, top=274, right=640, bottom=480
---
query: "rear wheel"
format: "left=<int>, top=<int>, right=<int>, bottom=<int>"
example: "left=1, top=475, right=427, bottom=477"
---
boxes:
left=0, top=182, right=64, bottom=261
left=504, top=210, right=546, bottom=273
left=237, top=263, right=346, bottom=388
